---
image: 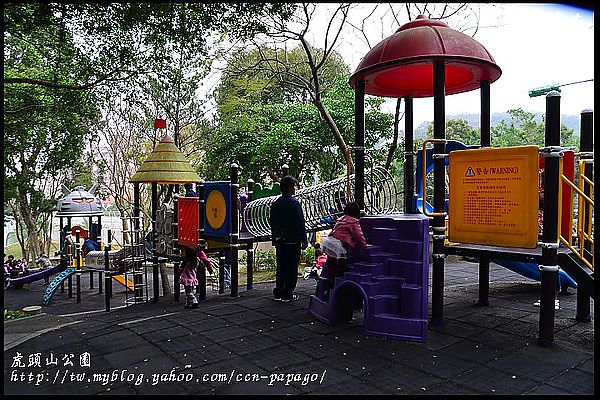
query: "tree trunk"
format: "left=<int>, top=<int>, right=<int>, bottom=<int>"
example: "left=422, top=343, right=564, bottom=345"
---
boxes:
left=160, top=264, right=172, bottom=295
left=18, top=187, right=42, bottom=261
left=385, top=98, right=402, bottom=170
left=313, top=99, right=353, bottom=172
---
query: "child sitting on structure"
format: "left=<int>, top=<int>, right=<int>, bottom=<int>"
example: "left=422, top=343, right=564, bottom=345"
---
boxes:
left=179, top=245, right=211, bottom=309
left=320, top=202, right=367, bottom=298
left=303, top=243, right=327, bottom=281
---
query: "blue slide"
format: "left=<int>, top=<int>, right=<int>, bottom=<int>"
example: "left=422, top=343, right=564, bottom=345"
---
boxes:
left=42, top=267, right=76, bottom=306
left=491, top=259, right=577, bottom=292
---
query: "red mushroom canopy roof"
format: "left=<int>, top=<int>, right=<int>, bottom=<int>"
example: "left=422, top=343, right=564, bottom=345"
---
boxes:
left=349, top=15, right=502, bottom=98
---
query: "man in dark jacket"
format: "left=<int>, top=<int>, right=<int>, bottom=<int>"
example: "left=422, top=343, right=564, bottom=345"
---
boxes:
left=270, top=175, right=307, bottom=302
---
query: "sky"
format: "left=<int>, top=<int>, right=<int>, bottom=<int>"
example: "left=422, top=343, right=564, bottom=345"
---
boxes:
left=317, top=3, right=595, bottom=127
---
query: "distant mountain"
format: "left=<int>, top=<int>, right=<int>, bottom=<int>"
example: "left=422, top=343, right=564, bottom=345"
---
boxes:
left=414, top=111, right=581, bottom=138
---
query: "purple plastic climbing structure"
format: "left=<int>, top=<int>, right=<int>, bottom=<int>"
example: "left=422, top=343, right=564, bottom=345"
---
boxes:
left=309, top=213, right=429, bottom=342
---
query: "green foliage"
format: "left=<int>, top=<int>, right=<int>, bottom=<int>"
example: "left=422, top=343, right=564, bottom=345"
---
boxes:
left=215, top=44, right=349, bottom=116
left=4, top=310, right=28, bottom=321
left=253, top=249, right=277, bottom=271
left=206, top=66, right=393, bottom=185
left=421, top=110, right=578, bottom=150
left=491, top=108, right=577, bottom=149
left=425, top=118, right=480, bottom=145
left=304, top=245, right=316, bottom=267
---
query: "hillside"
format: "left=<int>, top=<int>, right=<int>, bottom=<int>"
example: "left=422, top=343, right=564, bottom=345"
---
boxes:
left=414, top=111, right=581, bottom=139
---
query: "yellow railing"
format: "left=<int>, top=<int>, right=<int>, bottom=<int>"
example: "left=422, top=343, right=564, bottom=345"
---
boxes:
left=559, top=158, right=594, bottom=271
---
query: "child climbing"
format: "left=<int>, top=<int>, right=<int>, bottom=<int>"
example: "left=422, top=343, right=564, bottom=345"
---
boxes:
left=179, top=245, right=211, bottom=309
left=320, top=202, right=367, bottom=298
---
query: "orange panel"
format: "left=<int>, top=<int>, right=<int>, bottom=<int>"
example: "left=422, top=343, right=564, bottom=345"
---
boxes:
left=178, top=197, right=200, bottom=248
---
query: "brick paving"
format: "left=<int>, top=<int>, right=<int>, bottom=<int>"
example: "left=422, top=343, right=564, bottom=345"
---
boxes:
left=4, top=259, right=594, bottom=394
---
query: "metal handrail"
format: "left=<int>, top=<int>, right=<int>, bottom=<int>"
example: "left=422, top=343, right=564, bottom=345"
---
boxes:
left=558, top=158, right=594, bottom=271
left=421, top=138, right=447, bottom=218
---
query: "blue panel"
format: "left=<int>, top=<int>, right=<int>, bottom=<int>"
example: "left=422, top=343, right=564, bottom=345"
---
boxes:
left=203, top=182, right=232, bottom=240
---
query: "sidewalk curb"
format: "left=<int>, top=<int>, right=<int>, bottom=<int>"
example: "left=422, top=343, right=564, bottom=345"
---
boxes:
left=4, top=317, right=82, bottom=352
left=4, top=311, right=48, bottom=324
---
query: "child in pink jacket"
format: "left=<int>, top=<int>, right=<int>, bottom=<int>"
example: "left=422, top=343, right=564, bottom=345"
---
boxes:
left=179, top=246, right=212, bottom=309
left=322, top=202, right=367, bottom=297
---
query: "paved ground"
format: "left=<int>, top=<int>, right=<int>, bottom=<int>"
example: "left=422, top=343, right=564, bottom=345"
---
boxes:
left=3, top=258, right=594, bottom=395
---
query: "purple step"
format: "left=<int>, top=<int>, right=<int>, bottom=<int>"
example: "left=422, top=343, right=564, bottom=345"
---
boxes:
left=400, top=284, right=422, bottom=318
left=309, top=295, right=333, bottom=324
left=386, top=239, right=424, bottom=259
left=386, top=258, right=423, bottom=283
left=367, top=294, right=401, bottom=315
left=308, top=213, right=429, bottom=342
left=364, top=244, right=382, bottom=255
left=366, top=252, right=390, bottom=263
left=365, top=314, right=428, bottom=342
left=360, top=214, right=427, bottom=241
left=351, top=262, right=385, bottom=276
left=341, top=272, right=372, bottom=284
left=371, top=276, right=406, bottom=294
left=369, top=227, right=397, bottom=246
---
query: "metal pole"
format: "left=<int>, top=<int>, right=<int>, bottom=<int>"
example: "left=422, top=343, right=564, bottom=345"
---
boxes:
left=478, top=80, right=491, bottom=306
left=230, top=163, right=240, bottom=297
left=538, top=90, right=561, bottom=347
left=198, top=239, right=207, bottom=301
left=105, top=230, right=112, bottom=312
left=96, top=216, right=102, bottom=290
left=246, top=178, right=254, bottom=290
left=576, top=108, right=593, bottom=322
left=197, top=180, right=206, bottom=301
left=59, top=217, right=65, bottom=293
left=133, top=183, right=143, bottom=303
left=66, top=217, right=72, bottom=296
left=431, top=60, right=446, bottom=326
left=173, top=193, right=180, bottom=303
left=152, top=182, right=159, bottom=301
left=88, top=214, right=92, bottom=290
left=354, top=79, right=366, bottom=210
left=98, top=218, right=103, bottom=295
left=404, top=96, right=415, bottom=213
left=219, top=252, right=225, bottom=294
left=75, top=230, right=81, bottom=304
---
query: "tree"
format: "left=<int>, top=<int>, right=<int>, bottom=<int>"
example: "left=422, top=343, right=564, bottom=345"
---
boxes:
left=492, top=108, right=577, bottom=149
left=424, top=118, right=480, bottom=145
left=4, top=3, right=297, bottom=261
left=4, top=19, right=101, bottom=260
left=205, top=71, right=393, bottom=185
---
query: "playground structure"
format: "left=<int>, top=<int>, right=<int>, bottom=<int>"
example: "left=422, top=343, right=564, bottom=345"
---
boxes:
left=39, top=185, right=149, bottom=308
left=126, top=15, right=592, bottom=349
left=338, top=14, right=593, bottom=347
left=243, top=166, right=398, bottom=238
left=414, top=140, right=578, bottom=292
left=42, top=15, right=592, bottom=350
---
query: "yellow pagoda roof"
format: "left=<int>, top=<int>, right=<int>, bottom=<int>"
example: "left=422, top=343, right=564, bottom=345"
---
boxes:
left=129, top=135, right=200, bottom=184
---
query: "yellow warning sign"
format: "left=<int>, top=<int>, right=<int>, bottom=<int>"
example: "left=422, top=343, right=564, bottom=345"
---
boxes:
left=448, top=146, right=539, bottom=248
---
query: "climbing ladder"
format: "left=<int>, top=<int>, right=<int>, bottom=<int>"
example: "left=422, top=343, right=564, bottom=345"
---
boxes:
left=42, top=268, right=76, bottom=306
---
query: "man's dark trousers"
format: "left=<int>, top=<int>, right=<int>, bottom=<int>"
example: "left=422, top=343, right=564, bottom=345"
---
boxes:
left=273, top=242, right=301, bottom=300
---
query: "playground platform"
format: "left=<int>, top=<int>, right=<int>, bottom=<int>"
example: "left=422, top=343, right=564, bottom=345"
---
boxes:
left=3, top=259, right=594, bottom=395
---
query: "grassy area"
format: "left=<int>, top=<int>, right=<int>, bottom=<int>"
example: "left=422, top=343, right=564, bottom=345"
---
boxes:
left=3, top=241, right=60, bottom=261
